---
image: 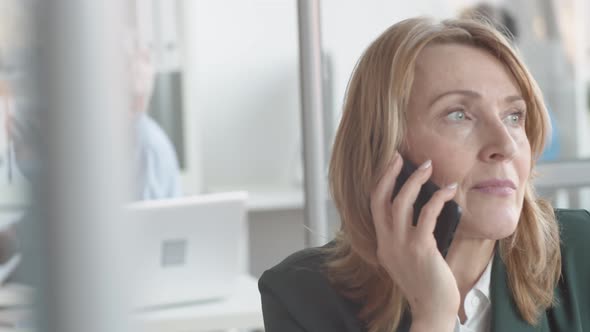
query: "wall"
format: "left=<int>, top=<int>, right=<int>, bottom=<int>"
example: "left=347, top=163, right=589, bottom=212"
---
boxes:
left=185, top=1, right=458, bottom=194
left=188, top=1, right=301, bottom=192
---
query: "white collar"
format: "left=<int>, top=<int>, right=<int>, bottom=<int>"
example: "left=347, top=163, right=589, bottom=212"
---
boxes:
left=472, top=256, right=493, bottom=300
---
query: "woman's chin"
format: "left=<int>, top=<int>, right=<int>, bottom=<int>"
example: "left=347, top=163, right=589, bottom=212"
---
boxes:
left=456, top=206, right=520, bottom=240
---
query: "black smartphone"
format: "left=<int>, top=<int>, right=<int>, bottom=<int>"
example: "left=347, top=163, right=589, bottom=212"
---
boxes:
left=391, top=158, right=462, bottom=257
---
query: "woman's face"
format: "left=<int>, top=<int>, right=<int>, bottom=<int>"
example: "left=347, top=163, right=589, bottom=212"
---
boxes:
left=403, top=43, right=531, bottom=240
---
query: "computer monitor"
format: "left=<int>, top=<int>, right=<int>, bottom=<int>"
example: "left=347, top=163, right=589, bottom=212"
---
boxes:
left=125, top=191, right=248, bottom=309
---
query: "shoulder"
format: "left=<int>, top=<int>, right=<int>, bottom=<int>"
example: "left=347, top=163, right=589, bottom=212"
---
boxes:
left=555, top=208, right=590, bottom=249
left=135, top=114, right=181, bottom=189
left=259, top=245, right=334, bottom=300
left=258, top=244, right=363, bottom=331
left=136, top=114, right=179, bottom=175
left=555, top=208, right=590, bottom=283
left=136, top=114, right=178, bottom=163
left=552, top=209, right=590, bottom=323
left=264, top=245, right=328, bottom=274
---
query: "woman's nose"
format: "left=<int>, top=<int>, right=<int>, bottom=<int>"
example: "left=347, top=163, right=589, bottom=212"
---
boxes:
left=478, top=121, right=518, bottom=162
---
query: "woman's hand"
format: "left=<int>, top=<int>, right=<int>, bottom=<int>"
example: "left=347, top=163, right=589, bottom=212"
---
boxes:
left=370, top=153, right=459, bottom=331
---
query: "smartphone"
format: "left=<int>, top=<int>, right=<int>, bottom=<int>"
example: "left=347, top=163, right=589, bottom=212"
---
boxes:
left=391, top=158, right=462, bottom=257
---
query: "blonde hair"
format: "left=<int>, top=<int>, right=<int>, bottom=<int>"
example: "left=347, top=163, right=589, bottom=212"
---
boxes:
left=326, top=17, right=561, bottom=332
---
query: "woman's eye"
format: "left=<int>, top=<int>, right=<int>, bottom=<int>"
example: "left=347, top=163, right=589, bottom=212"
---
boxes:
left=446, top=110, right=467, bottom=121
left=505, top=111, right=525, bottom=125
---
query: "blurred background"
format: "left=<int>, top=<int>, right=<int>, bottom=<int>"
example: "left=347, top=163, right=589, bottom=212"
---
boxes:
left=0, top=0, right=588, bottom=331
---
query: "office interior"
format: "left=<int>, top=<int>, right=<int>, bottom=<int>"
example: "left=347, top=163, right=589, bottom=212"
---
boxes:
left=0, top=0, right=589, bottom=331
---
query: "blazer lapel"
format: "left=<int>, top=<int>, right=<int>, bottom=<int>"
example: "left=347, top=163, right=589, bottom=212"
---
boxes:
left=489, top=251, right=548, bottom=332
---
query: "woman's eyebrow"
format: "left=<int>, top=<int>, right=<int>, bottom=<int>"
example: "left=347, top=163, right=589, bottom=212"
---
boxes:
left=429, top=89, right=480, bottom=107
left=505, top=95, right=525, bottom=103
left=429, top=90, right=525, bottom=107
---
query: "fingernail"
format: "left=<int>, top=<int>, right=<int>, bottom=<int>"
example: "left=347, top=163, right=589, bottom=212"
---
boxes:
left=446, top=182, right=458, bottom=190
left=419, top=160, right=432, bottom=170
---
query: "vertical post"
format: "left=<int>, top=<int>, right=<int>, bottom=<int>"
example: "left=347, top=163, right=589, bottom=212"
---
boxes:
left=34, top=1, right=131, bottom=332
left=572, top=0, right=590, bottom=158
left=178, top=0, right=205, bottom=195
left=322, top=53, right=334, bottom=171
left=297, top=0, right=329, bottom=247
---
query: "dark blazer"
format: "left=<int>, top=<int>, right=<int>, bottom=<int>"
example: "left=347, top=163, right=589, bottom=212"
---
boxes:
left=259, top=209, right=590, bottom=331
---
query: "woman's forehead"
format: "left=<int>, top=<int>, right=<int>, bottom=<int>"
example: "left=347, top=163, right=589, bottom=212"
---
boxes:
left=412, top=43, right=522, bottom=99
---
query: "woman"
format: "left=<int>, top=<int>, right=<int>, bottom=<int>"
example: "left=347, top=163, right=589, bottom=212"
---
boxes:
left=258, top=17, right=590, bottom=332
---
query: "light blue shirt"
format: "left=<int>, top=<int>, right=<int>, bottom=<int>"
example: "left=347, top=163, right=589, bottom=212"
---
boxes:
left=134, top=113, right=182, bottom=200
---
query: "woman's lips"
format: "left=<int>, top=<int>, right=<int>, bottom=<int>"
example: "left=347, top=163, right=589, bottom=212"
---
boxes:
left=472, top=179, right=516, bottom=197
left=472, top=186, right=515, bottom=196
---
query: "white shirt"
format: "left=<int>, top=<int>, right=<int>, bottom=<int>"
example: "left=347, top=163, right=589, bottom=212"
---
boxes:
left=134, top=113, right=182, bottom=200
left=454, top=258, right=493, bottom=332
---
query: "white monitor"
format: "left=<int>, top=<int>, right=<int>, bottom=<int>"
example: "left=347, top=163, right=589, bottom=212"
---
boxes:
left=125, top=191, right=248, bottom=310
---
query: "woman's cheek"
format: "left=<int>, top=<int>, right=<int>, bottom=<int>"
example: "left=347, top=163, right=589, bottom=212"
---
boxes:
left=434, top=121, right=475, bottom=141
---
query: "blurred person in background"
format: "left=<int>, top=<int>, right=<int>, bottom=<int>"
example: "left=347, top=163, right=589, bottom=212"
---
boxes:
left=460, top=2, right=561, bottom=162
left=126, top=35, right=182, bottom=200
left=0, top=26, right=183, bottom=283
left=5, top=31, right=182, bottom=201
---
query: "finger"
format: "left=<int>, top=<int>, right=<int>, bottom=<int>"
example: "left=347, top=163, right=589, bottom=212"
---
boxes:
left=391, top=159, right=433, bottom=231
left=416, top=183, right=458, bottom=236
left=370, top=153, right=403, bottom=233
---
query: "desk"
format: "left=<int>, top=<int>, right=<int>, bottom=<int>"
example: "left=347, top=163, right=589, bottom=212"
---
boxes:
left=135, top=275, right=264, bottom=332
left=0, top=283, right=33, bottom=331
